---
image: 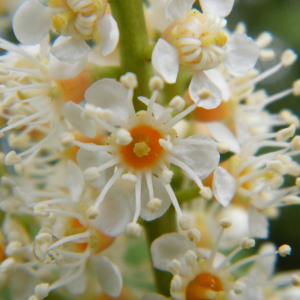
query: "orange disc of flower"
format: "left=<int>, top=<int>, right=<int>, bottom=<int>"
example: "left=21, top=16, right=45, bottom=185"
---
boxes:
left=186, top=273, right=223, bottom=300
left=119, top=125, right=164, bottom=170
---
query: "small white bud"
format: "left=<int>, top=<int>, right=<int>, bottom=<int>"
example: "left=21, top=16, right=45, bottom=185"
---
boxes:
left=169, top=96, right=185, bottom=112
left=120, top=72, right=138, bottom=89
left=187, top=228, right=201, bottom=242
left=179, top=216, right=191, bottom=231
left=83, top=167, right=100, bottom=183
left=256, top=31, right=273, bottom=48
left=86, top=206, right=99, bottom=219
left=220, top=218, right=232, bottom=229
left=4, top=151, right=21, bottom=165
left=293, top=79, right=300, bottom=96
left=217, top=142, right=230, bottom=154
left=276, top=124, right=296, bottom=141
left=59, top=132, right=74, bottom=148
left=199, top=187, right=213, bottom=200
left=197, top=88, right=211, bottom=100
left=278, top=244, right=291, bottom=257
left=34, top=204, right=50, bottom=217
left=121, top=173, right=138, bottom=183
left=149, top=76, right=164, bottom=91
left=126, top=222, right=142, bottom=238
left=5, top=241, right=23, bottom=256
left=115, top=129, right=132, bottom=145
left=34, top=283, right=49, bottom=300
left=167, top=259, right=181, bottom=275
left=184, top=250, right=197, bottom=266
left=281, top=49, right=297, bottom=66
left=161, top=169, right=174, bottom=184
left=159, top=138, right=173, bottom=151
left=292, top=275, right=300, bottom=287
left=0, top=258, right=15, bottom=273
left=147, top=197, right=162, bottom=212
left=170, top=275, right=182, bottom=292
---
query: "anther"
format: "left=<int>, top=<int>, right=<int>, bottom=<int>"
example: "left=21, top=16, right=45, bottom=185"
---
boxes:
left=169, top=96, right=186, bottom=112
left=217, top=142, right=230, bottom=154
left=121, top=173, right=138, bottom=183
left=28, top=295, right=39, bottom=300
left=59, top=132, right=74, bottom=148
left=83, top=167, right=101, bottom=183
left=267, top=160, right=285, bottom=174
left=149, top=76, right=164, bottom=91
left=281, top=49, right=298, bottom=67
left=233, top=280, right=247, bottom=295
left=82, top=103, right=97, bottom=120
left=184, top=250, right=198, bottom=266
left=116, top=129, right=132, bottom=145
left=120, top=72, right=138, bottom=89
left=2, top=95, right=18, bottom=108
left=167, top=259, right=181, bottom=275
left=260, top=49, right=275, bottom=60
left=0, top=258, right=15, bottom=273
left=159, top=137, right=173, bottom=151
left=86, top=206, right=99, bottom=219
left=171, top=275, right=182, bottom=292
left=256, top=32, right=273, bottom=48
left=96, top=108, right=114, bottom=121
left=293, top=79, right=300, bottom=96
left=276, top=124, right=296, bottom=141
left=278, top=244, right=292, bottom=257
left=4, top=151, right=21, bottom=165
left=220, top=218, right=232, bottom=229
left=198, top=88, right=211, bottom=100
left=126, top=222, right=142, bottom=238
left=187, top=228, right=201, bottom=242
left=161, top=169, right=174, bottom=184
left=34, top=283, right=49, bottom=300
left=147, top=197, right=162, bottom=212
left=179, top=216, right=191, bottom=231
left=5, top=241, right=23, bottom=256
left=199, top=187, right=213, bottom=200
left=292, top=275, right=300, bottom=287
left=240, top=237, right=256, bottom=249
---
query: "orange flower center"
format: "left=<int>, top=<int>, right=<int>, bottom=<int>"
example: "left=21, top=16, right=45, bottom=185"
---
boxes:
left=119, top=125, right=164, bottom=170
left=186, top=273, right=223, bottom=300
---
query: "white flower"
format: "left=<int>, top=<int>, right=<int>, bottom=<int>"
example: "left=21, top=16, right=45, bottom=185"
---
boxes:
left=152, top=0, right=259, bottom=105
left=61, top=73, right=220, bottom=235
left=12, top=0, right=119, bottom=63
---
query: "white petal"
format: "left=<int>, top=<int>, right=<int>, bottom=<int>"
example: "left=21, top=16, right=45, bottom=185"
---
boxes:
left=13, top=0, right=51, bottom=45
left=206, top=122, right=241, bottom=154
left=85, top=79, right=129, bottom=123
left=90, top=256, right=122, bottom=298
left=76, top=148, right=114, bottom=189
left=60, top=101, right=96, bottom=138
left=223, top=34, right=260, bottom=77
left=66, top=160, right=84, bottom=202
left=96, top=14, right=119, bottom=56
left=172, top=134, right=220, bottom=179
left=204, top=69, right=231, bottom=101
left=141, top=294, right=169, bottom=300
left=91, top=188, right=134, bottom=237
left=213, top=166, right=236, bottom=207
left=249, top=205, right=269, bottom=238
left=138, top=96, right=172, bottom=122
left=50, top=37, right=90, bottom=64
left=65, top=271, right=87, bottom=295
left=189, top=71, right=222, bottom=109
left=165, top=0, right=195, bottom=22
left=152, top=38, right=179, bottom=84
left=200, top=0, right=234, bottom=17
left=151, top=233, right=196, bottom=272
left=139, top=176, right=171, bottom=221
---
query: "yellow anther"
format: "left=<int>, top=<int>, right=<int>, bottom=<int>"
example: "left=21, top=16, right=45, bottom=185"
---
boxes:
left=133, top=142, right=151, bottom=158
left=52, top=11, right=76, bottom=30
left=94, top=0, right=105, bottom=15
left=215, top=31, right=228, bottom=47
left=201, top=35, right=217, bottom=47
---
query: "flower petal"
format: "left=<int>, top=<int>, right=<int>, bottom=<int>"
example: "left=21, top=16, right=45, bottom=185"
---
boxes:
left=196, top=248, right=226, bottom=269
left=165, top=0, right=195, bottom=22
left=84, top=79, right=129, bottom=123
left=60, top=101, right=96, bottom=138
left=206, top=122, right=241, bottom=154
left=189, top=71, right=222, bottom=109
left=223, top=34, right=260, bottom=77
left=76, top=148, right=114, bottom=189
left=90, top=256, right=122, bottom=298
left=141, top=294, right=169, bottom=300
left=172, top=134, right=220, bottom=179
left=204, top=69, right=231, bottom=101
left=13, top=0, right=51, bottom=45
left=91, top=187, right=134, bottom=237
left=96, top=14, right=119, bottom=56
left=200, top=0, right=234, bottom=17
left=66, top=160, right=84, bottom=202
left=152, top=38, right=179, bottom=84
left=65, top=271, right=87, bottom=295
left=213, top=166, right=236, bottom=207
left=249, top=205, right=269, bottom=238
left=139, top=176, right=171, bottom=221
left=151, top=233, right=196, bottom=272
left=50, top=37, right=90, bottom=64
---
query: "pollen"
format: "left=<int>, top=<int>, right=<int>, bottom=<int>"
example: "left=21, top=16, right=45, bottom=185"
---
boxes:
left=186, top=273, right=223, bottom=300
left=119, top=125, right=164, bottom=169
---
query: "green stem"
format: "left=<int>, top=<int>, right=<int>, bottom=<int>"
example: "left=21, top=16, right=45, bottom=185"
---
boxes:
left=110, top=0, right=153, bottom=111
left=88, top=64, right=123, bottom=81
left=175, top=184, right=200, bottom=204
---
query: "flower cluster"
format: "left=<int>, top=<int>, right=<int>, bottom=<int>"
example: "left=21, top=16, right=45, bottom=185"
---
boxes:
left=0, top=0, right=299, bottom=299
